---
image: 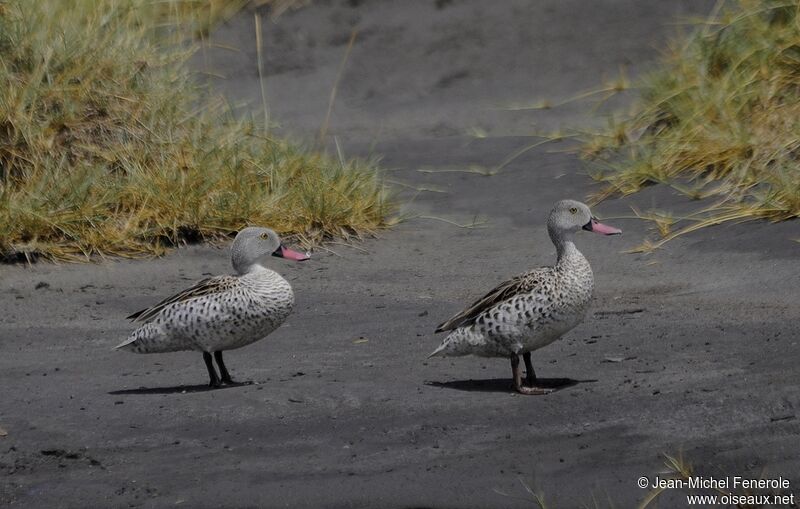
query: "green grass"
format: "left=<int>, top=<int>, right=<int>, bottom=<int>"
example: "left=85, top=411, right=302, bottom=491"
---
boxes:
left=0, top=0, right=390, bottom=262
left=582, top=0, right=800, bottom=251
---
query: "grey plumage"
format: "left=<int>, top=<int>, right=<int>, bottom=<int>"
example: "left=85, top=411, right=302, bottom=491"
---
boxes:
left=116, top=270, right=294, bottom=354
left=431, top=246, right=593, bottom=358
left=430, top=200, right=621, bottom=394
left=116, top=227, right=308, bottom=386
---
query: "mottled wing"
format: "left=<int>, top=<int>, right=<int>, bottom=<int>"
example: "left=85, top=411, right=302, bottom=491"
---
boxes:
left=127, top=275, right=238, bottom=324
left=435, top=269, right=546, bottom=332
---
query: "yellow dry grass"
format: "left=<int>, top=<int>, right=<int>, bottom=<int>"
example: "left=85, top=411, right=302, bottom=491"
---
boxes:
left=0, top=0, right=391, bottom=262
left=582, top=0, right=800, bottom=250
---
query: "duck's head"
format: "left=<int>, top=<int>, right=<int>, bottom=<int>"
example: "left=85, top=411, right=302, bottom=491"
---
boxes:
left=547, top=200, right=621, bottom=242
left=231, top=227, right=309, bottom=274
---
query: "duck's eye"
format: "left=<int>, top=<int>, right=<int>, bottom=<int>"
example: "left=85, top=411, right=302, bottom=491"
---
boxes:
left=259, top=232, right=270, bottom=240
left=569, top=207, right=578, bottom=214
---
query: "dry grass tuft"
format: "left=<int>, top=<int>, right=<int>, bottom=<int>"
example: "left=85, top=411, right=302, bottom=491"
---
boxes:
left=0, top=0, right=391, bottom=262
left=582, top=0, right=800, bottom=249
left=639, top=452, right=790, bottom=509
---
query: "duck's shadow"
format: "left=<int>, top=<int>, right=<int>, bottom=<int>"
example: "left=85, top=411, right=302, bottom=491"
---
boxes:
left=109, top=381, right=254, bottom=395
left=427, top=377, right=596, bottom=393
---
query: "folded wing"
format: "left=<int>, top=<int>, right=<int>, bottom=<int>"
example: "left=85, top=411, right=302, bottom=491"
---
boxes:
left=127, top=275, right=238, bottom=324
left=435, top=270, right=546, bottom=332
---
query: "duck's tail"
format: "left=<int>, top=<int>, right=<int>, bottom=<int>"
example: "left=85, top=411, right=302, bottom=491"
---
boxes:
left=114, top=336, right=139, bottom=352
left=113, top=322, right=174, bottom=353
left=427, top=330, right=470, bottom=358
left=427, top=342, right=448, bottom=359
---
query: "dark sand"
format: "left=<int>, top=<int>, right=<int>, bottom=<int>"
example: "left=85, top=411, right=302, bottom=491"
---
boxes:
left=2, top=1, right=799, bottom=508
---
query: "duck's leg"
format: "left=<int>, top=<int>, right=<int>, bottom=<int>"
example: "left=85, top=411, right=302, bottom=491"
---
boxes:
left=214, top=351, right=235, bottom=384
left=510, top=354, right=552, bottom=395
left=523, top=352, right=537, bottom=387
left=203, top=352, right=221, bottom=387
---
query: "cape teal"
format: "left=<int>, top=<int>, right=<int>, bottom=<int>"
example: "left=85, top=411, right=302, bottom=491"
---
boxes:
left=116, top=227, right=309, bottom=387
left=430, top=200, right=621, bottom=395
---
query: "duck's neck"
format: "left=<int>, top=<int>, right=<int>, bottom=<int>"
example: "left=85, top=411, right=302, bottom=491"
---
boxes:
left=556, top=239, right=579, bottom=265
left=549, top=228, right=594, bottom=300
left=235, top=263, right=272, bottom=276
left=549, top=228, right=583, bottom=267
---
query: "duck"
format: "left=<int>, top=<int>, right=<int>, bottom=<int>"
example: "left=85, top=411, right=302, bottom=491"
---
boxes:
left=115, top=227, right=309, bottom=387
left=429, top=199, right=621, bottom=395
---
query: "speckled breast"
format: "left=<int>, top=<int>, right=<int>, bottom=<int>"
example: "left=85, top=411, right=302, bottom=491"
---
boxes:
left=520, top=263, right=594, bottom=352
left=190, top=272, right=295, bottom=352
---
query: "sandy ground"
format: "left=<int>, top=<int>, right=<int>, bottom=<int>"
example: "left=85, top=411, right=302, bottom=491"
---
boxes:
left=2, top=1, right=800, bottom=508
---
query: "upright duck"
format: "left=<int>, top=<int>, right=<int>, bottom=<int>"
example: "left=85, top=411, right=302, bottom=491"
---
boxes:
left=116, top=227, right=309, bottom=387
left=430, top=200, right=621, bottom=395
